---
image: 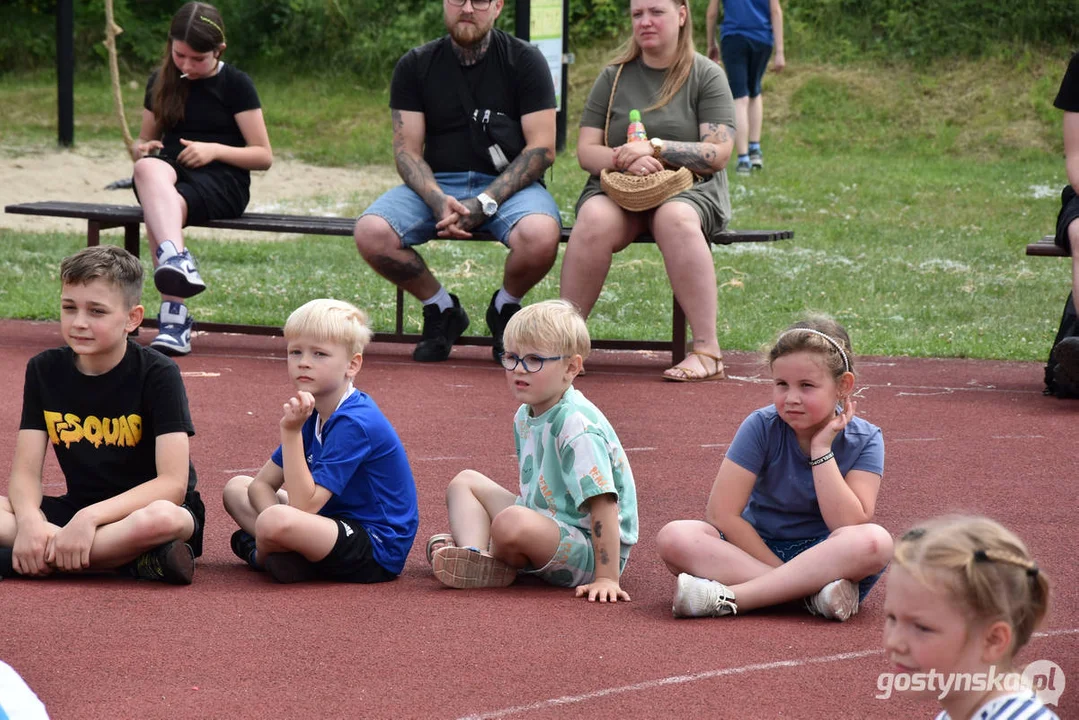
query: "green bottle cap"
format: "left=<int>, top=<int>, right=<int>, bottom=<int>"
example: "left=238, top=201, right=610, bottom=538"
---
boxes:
left=629, top=109, right=641, bottom=122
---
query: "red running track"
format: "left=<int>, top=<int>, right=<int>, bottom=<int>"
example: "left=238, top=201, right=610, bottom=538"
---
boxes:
left=0, top=319, right=1075, bottom=719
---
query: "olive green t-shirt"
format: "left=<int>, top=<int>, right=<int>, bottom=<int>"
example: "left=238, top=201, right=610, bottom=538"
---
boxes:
left=577, top=54, right=736, bottom=239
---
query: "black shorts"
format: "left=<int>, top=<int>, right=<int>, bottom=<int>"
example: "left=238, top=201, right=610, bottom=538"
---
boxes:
left=720, top=33, right=773, bottom=99
left=1056, top=185, right=1079, bottom=254
left=41, top=490, right=205, bottom=558
left=132, top=156, right=249, bottom=227
left=312, top=517, right=397, bottom=584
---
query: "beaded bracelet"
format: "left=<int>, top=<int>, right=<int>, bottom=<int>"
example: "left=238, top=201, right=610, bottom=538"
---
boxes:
left=809, top=451, right=835, bottom=467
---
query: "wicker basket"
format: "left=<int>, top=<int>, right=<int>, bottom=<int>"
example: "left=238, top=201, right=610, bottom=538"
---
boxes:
left=600, top=167, right=694, bottom=212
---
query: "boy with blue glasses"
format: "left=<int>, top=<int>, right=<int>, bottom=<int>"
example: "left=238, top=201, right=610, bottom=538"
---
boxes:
left=428, top=300, right=638, bottom=602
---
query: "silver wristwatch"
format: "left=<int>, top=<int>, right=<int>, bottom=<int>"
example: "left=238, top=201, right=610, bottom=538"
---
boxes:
left=477, top=192, right=499, bottom=217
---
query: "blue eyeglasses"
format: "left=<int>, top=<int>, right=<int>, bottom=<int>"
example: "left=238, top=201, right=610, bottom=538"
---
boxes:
left=498, top=352, right=565, bottom=373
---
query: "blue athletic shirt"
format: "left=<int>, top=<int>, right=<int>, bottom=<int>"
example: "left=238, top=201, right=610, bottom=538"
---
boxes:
left=725, top=405, right=884, bottom=541
left=271, top=389, right=418, bottom=574
left=720, top=0, right=775, bottom=46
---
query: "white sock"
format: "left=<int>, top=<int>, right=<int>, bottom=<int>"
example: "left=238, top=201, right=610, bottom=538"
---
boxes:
left=160, top=301, right=188, bottom=322
left=494, top=287, right=522, bottom=313
left=155, top=240, right=179, bottom=262
left=422, top=286, right=453, bottom=313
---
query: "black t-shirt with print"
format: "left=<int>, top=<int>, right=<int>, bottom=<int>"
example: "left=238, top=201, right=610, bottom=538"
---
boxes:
left=389, top=29, right=556, bottom=175
left=1054, top=52, right=1079, bottom=112
left=20, top=341, right=197, bottom=505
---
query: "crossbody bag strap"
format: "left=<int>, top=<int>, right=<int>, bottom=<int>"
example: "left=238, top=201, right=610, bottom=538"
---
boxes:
left=603, top=63, right=626, bottom=148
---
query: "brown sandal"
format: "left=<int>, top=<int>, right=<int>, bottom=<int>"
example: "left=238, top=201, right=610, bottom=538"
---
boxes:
left=662, top=350, right=725, bottom=382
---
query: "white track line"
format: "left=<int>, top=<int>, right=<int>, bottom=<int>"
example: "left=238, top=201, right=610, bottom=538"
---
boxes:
left=458, top=629, right=1079, bottom=720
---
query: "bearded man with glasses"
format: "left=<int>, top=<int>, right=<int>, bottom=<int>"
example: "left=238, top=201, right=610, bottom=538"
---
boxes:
left=354, top=0, right=562, bottom=365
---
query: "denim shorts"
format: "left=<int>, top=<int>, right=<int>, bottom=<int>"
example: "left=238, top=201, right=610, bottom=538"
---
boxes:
left=519, top=513, right=629, bottom=588
left=720, top=33, right=774, bottom=99
left=360, top=171, right=561, bottom=247
left=764, top=534, right=884, bottom=601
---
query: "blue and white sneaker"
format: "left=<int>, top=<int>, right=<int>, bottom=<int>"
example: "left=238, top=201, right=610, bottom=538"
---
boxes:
left=154, top=241, right=206, bottom=298
left=151, top=302, right=193, bottom=356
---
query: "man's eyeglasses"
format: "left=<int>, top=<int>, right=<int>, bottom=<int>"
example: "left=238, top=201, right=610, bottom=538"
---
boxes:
left=498, top=352, right=565, bottom=373
left=447, top=0, right=493, bottom=9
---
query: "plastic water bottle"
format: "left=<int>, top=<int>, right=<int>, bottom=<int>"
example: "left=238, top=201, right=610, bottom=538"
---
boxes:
left=626, top=109, right=648, bottom=142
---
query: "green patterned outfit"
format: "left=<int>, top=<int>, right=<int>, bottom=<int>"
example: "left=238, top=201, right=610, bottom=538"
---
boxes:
left=512, top=387, right=639, bottom=587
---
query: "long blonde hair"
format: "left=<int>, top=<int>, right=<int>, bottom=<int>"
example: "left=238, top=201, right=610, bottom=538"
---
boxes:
left=609, top=0, right=695, bottom=111
left=894, top=515, right=1051, bottom=654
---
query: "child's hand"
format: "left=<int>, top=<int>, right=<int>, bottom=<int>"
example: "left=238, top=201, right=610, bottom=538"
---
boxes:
left=575, top=577, right=631, bottom=603
left=280, top=391, right=316, bottom=432
left=12, top=520, right=55, bottom=576
left=177, top=138, right=218, bottom=168
left=46, top=513, right=96, bottom=571
left=134, top=139, right=163, bottom=159
left=810, top=396, right=857, bottom=458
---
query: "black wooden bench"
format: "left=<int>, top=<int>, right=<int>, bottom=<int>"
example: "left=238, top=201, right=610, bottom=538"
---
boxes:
left=1027, top=234, right=1067, bottom=257
left=5, top=200, right=793, bottom=362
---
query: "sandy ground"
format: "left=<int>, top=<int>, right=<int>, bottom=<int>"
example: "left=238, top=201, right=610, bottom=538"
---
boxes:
left=0, top=141, right=400, bottom=239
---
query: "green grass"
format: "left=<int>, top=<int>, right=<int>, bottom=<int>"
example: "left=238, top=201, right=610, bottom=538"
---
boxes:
left=0, top=51, right=1072, bottom=360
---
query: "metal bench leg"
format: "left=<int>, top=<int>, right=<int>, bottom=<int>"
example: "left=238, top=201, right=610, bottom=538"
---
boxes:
left=88, top=220, right=101, bottom=247
left=395, top=287, right=405, bottom=339
left=672, top=297, right=686, bottom=363
left=124, top=223, right=140, bottom=258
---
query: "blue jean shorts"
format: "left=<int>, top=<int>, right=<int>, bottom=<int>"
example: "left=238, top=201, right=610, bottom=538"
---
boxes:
left=764, top=535, right=885, bottom=601
left=360, top=171, right=561, bottom=247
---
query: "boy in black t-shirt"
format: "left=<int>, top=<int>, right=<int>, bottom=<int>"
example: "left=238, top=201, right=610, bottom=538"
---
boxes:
left=0, top=246, right=204, bottom=584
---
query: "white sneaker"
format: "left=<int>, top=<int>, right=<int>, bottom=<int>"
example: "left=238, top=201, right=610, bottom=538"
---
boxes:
left=154, top=241, right=206, bottom=298
left=151, top=302, right=193, bottom=356
left=805, top=579, right=860, bottom=621
left=672, top=573, right=738, bottom=618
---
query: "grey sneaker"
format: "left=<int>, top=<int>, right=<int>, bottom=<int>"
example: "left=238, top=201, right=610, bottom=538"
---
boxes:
left=672, top=573, right=738, bottom=618
left=805, top=579, right=860, bottom=621
left=413, top=294, right=470, bottom=362
left=432, top=546, right=517, bottom=588
left=749, top=148, right=763, bottom=170
left=735, top=159, right=752, bottom=175
left=151, top=302, right=193, bottom=356
left=154, top=242, right=206, bottom=298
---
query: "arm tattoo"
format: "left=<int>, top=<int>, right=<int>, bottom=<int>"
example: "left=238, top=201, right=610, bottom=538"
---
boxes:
left=457, top=197, right=484, bottom=232
left=593, top=520, right=603, bottom=538
left=371, top=249, right=427, bottom=284
left=661, top=140, right=719, bottom=174
left=392, top=109, right=443, bottom=212
left=599, top=548, right=610, bottom=566
left=702, top=123, right=733, bottom=145
left=485, top=146, right=554, bottom=204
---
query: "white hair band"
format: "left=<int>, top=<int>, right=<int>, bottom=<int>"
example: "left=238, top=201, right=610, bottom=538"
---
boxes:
left=776, top=328, right=850, bottom=372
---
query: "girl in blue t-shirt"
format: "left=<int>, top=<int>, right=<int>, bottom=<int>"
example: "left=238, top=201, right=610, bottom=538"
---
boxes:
left=132, top=2, right=273, bottom=357
left=656, top=315, right=893, bottom=620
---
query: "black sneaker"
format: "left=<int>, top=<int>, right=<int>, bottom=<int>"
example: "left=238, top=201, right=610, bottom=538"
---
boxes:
left=485, top=291, right=522, bottom=363
left=1052, top=337, right=1079, bottom=398
left=413, top=294, right=470, bottom=362
left=230, top=529, right=258, bottom=568
left=264, top=552, right=319, bottom=583
left=132, top=540, right=194, bottom=585
left=0, top=547, right=13, bottom=578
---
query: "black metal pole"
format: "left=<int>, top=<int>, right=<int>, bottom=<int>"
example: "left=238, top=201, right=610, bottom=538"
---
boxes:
left=57, top=0, right=74, bottom=146
left=556, top=0, right=568, bottom=153
left=515, top=0, right=530, bottom=42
